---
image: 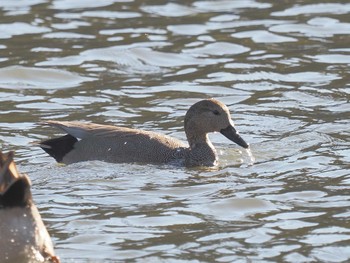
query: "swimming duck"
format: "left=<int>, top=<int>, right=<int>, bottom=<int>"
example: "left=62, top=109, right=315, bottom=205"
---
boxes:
left=0, top=151, right=59, bottom=263
left=40, top=99, right=248, bottom=167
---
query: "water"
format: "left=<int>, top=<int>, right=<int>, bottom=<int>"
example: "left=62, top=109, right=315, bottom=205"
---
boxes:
left=0, top=0, right=349, bottom=262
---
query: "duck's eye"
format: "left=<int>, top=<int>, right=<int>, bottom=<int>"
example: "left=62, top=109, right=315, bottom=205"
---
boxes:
left=212, top=110, right=220, bottom=115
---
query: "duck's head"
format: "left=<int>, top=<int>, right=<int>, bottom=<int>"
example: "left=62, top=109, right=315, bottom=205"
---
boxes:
left=0, top=151, right=32, bottom=208
left=184, top=99, right=249, bottom=148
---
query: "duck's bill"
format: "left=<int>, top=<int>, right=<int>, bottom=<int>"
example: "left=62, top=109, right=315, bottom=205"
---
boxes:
left=0, top=151, right=21, bottom=195
left=220, top=125, right=249, bottom=149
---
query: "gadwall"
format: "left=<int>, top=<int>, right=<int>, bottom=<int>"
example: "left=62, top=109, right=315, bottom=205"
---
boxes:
left=40, top=99, right=248, bottom=167
left=0, top=151, right=59, bottom=263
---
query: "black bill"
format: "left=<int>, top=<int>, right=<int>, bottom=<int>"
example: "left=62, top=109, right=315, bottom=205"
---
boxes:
left=220, top=125, right=249, bottom=149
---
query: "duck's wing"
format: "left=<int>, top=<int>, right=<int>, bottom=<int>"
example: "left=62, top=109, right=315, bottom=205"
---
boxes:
left=43, top=120, right=139, bottom=139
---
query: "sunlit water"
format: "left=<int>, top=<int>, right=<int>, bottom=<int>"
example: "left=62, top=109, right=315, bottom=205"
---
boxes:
left=0, top=0, right=349, bottom=262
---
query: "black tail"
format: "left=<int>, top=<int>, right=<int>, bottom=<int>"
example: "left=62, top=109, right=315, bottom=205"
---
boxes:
left=40, top=134, right=77, bottom=162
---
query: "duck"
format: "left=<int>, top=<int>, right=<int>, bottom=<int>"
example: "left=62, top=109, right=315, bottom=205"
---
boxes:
left=0, top=151, right=59, bottom=263
left=40, top=99, right=249, bottom=167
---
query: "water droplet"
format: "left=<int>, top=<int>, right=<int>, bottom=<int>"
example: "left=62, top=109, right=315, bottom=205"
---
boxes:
left=245, top=148, right=255, bottom=165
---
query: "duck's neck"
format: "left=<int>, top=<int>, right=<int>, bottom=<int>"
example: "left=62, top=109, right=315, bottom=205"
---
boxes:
left=186, top=134, right=218, bottom=167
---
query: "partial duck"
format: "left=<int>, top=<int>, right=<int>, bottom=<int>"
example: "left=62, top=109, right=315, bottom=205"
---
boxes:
left=0, top=151, right=59, bottom=263
left=40, top=99, right=248, bottom=167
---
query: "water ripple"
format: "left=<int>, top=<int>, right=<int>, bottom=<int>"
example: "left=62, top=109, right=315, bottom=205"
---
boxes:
left=0, top=22, right=50, bottom=39
left=0, top=66, right=96, bottom=89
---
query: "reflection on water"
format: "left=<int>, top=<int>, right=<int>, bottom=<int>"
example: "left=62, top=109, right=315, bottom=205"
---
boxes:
left=1, top=0, right=350, bottom=262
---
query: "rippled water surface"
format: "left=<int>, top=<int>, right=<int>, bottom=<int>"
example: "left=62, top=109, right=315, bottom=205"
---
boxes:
left=1, top=0, right=349, bottom=262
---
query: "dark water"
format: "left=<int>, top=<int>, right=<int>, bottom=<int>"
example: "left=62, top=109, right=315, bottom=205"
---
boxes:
left=0, top=0, right=349, bottom=262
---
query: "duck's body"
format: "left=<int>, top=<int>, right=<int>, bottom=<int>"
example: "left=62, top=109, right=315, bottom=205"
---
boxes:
left=0, top=151, right=59, bottom=263
left=41, top=122, right=190, bottom=165
left=0, top=205, right=56, bottom=263
left=40, top=99, right=248, bottom=167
